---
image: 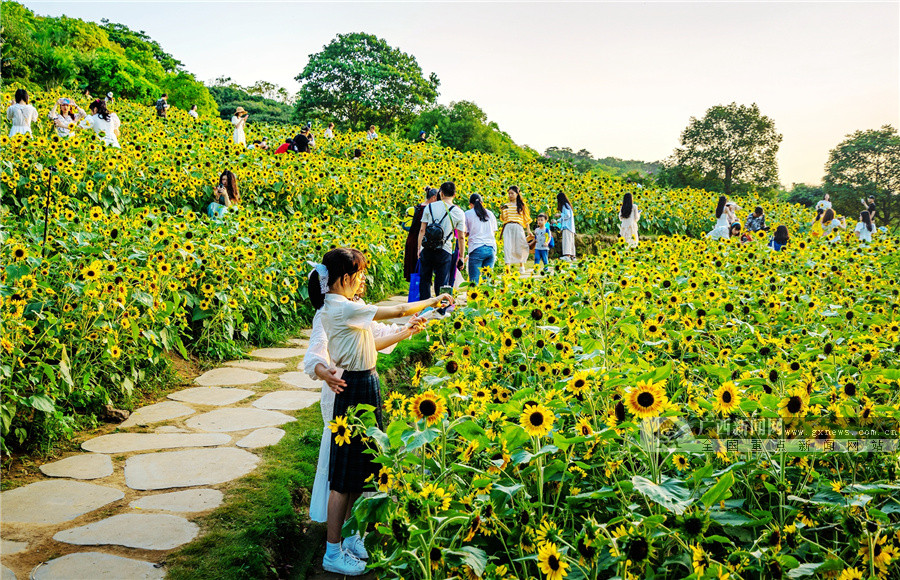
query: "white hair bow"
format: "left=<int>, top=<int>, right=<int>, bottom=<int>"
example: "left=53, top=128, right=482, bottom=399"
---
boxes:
left=308, top=262, right=329, bottom=295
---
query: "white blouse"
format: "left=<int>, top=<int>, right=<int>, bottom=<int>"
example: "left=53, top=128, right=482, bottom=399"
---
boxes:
left=6, top=103, right=39, bottom=137
left=319, top=293, right=378, bottom=371
left=80, top=113, right=121, bottom=148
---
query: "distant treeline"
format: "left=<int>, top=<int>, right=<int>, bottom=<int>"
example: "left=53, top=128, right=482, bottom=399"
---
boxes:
left=543, top=147, right=661, bottom=181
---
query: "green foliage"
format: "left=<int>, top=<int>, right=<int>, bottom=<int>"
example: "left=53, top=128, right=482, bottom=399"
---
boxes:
left=294, top=32, right=440, bottom=131
left=781, top=183, right=824, bottom=208
left=207, top=84, right=295, bottom=125
left=671, top=102, right=782, bottom=197
left=99, top=18, right=183, bottom=72
left=408, top=101, right=535, bottom=161
left=544, top=147, right=661, bottom=180
left=824, top=124, right=900, bottom=226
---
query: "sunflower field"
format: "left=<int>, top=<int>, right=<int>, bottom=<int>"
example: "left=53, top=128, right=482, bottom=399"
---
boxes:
left=342, top=235, right=900, bottom=579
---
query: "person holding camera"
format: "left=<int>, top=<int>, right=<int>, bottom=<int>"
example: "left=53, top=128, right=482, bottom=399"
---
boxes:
left=231, top=107, right=249, bottom=145
left=206, top=170, right=240, bottom=220
left=417, top=182, right=465, bottom=300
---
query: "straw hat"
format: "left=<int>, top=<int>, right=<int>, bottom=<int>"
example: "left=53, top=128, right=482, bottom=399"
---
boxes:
left=234, top=106, right=247, bottom=115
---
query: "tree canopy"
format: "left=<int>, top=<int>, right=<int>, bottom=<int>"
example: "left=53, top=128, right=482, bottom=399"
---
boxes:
left=670, top=102, right=782, bottom=197
left=207, top=78, right=295, bottom=125
left=824, top=125, right=899, bottom=226
left=294, top=33, right=439, bottom=131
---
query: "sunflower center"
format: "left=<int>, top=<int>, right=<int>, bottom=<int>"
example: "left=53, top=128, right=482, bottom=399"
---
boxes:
left=430, top=547, right=441, bottom=561
left=787, top=396, right=802, bottom=413
left=529, top=412, right=544, bottom=427
left=637, top=392, right=655, bottom=408
left=548, top=555, right=560, bottom=570
left=420, top=400, right=437, bottom=417
left=337, top=426, right=346, bottom=436
left=722, top=391, right=732, bottom=403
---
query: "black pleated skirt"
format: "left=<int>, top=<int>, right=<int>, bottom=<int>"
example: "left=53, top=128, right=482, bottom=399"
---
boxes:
left=329, top=369, right=384, bottom=494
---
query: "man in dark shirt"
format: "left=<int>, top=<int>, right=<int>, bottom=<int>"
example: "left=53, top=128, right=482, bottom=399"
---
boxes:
left=292, top=129, right=310, bottom=153
left=860, top=196, right=876, bottom=221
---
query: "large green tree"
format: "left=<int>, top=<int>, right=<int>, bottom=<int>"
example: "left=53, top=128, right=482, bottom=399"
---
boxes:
left=294, top=33, right=439, bottom=131
left=824, top=125, right=900, bottom=226
left=672, top=102, right=782, bottom=197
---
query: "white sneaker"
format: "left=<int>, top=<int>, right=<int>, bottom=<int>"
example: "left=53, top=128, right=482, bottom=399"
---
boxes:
left=343, top=534, right=369, bottom=560
left=322, top=549, right=366, bottom=576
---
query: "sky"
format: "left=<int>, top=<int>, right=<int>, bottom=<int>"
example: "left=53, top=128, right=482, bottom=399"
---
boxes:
left=22, top=1, right=900, bottom=186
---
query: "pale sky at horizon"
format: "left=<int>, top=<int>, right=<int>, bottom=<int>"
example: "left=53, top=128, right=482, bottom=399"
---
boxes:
left=21, top=1, right=900, bottom=186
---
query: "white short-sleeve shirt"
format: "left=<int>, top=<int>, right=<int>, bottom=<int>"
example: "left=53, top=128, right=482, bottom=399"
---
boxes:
left=465, top=208, right=497, bottom=251
left=320, top=293, right=378, bottom=371
left=854, top=221, right=874, bottom=243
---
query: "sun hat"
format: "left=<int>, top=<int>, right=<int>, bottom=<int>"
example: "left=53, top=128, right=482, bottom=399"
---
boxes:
left=57, top=98, right=72, bottom=105
left=235, top=106, right=247, bottom=115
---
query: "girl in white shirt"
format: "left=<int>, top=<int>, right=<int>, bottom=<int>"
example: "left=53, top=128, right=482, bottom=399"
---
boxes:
left=231, top=107, right=248, bottom=145
left=308, top=248, right=452, bottom=576
left=80, top=100, right=121, bottom=148
left=6, top=89, right=39, bottom=137
left=48, top=98, right=86, bottom=138
left=820, top=208, right=846, bottom=243
left=462, top=193, right=497, bottom=284
left=714, top=196, right=729, bottom=229
left=618, top=192, right=641, bottom=247
left=854, top=211, right=875, bottom=244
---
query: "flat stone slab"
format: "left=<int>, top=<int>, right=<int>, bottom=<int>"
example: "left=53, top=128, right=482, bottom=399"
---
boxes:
left=235, top=428, right=286, bottom=449
left=299, top=328, right=312, bottom=338
left=125, top=448, right=260, bottom=490
left=82, top=432, right=231, bottom=454
left=32, top=552, right=165, bottom=580
left=130, top=488, right=224, bottom=513
left=121, top=401, right=195, bottom=428
left=39, top=454, right=113, bottom=480
left=1, top=540, right=27, bottom=555
left=223, top=360, right=286, bottom=371
left=1, top=565, right=14, bottom=580
left=185, top=408, right=295, bottom=432
left=253, top=391, right=320, bottom=411
left=54, top=513, right=199, bottom=550
left=287, top=338, right=309, bottom=347
left=194, top=367, right=267, bottom=386
left=279, top=371, right=321, bottom=390
left=0, top=480, right=124, bottom=524
left=155, top=425, right=188, bottom=433
left=248, top=347, right=305, bottom=360
left=168, top=386, right=254, bottom=406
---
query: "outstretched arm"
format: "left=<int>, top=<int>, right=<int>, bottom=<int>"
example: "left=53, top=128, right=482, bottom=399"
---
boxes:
left=373, top=294, right=452, bottom=321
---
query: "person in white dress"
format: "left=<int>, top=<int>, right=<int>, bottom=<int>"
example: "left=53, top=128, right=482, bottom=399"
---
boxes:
left=556, top=192, right=576, bottom=260
left=815, top=193, right=832, bottom=212
left=714, top=196, right=730, bottom=230
left=80, top=99, right=121, bottom=148
left=853, top=211, right=875, bottom=244
left=819, top=208, right=846, bottom=243
left=231, top=106, right=248, bottom=145
left=618, top=192, right=640, bottom=247
left=48, top=97, right=86, bottom=138
left=324, top=122, right=334, bottom=138
left=188, top=104, right=199, bottom=119
left=6, top=89, right=39, bottom=137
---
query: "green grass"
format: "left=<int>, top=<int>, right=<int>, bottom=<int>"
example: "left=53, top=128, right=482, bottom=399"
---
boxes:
left=166, top=404, right=325, bottom=580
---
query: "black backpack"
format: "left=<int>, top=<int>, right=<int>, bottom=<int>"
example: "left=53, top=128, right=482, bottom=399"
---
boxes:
left=422, top=203, right=455, bottom=251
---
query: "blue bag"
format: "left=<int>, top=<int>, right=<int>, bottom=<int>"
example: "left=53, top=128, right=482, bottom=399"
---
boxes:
left=408, top=261, right=421, bottom=302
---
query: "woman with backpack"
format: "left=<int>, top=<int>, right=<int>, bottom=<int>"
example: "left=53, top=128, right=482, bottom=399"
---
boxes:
left=500, top=186, right=531, bottom=273
left=417, top=182, right=466, bottom=300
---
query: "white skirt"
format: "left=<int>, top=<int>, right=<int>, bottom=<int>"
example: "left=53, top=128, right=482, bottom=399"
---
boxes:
left=309, top=383, right=334, bottom=522
left=562, top=229, right=576, bottom=256
left=503, top=223, right=529, bottom=265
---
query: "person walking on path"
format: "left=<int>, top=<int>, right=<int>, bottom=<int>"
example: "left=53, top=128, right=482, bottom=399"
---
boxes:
left=48, top=97, right=86, bottom=138
left=556, top=192, right=576, bottom=260
left=80, top=99, right=121, bottom=148
left=417, top=182, right=466, bottom=300
left=463, top=193, right=498, bottom=284
left=500, top=186, right=531, bottom=273
left=533, top=213, right=552, bottom=266
left=307, top=248, right=451, bottom=576
left=618, top=192, right=640, bottom=247
left=231, top=107, right=248, bottom=145
left=6, top=89, right=39, bottom=138
left=404, top=187, right=438, bottom=282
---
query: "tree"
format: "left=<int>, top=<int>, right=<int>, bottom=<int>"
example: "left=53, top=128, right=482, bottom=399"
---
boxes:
left=824, top=125, right=900, bottom=226
left=673, top=102, right=782, bottom=197
left=294, top=33, right=439, bottom=130
left=782, top=183, right=824, bottom=207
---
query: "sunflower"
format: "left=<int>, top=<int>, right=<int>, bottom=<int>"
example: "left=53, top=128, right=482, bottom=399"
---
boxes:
left=712, top=382, right=741, bottom=415
left=537, top=542, right=569, bottom=580
left=574, top=416, right=594, bottom=437
left=567, top=372, right=590, bottom=396
left=411, top=390, right=446, bottom=425
left=376, top=466, right=394, bottom=492
left=329, top=415, right=352, bottom=446
left=429, top=546, right=444, bottom=570
left=672, top=454, right=690, bottom=471
left=625, top=380, right=668, bottom=419
left=836, top=568, right=864, bottom=580
left=520, top=403, right=554, bottom=438
left=778, top=388, right=808, bottom=419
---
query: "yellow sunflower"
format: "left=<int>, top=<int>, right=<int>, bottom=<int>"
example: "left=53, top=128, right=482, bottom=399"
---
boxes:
left=376, top=466, right=394, bottom=492
left=329, top=415, right=352, bottom=446
left=411, top=390, right=446, bottom=425
left=778, top=388, right=808, bottom=419
left=625, top=380, right=668, bottom=419
left=537, top=542, right=569, bottom=580
left=712, top=382, right=741, bottom=415
left=520, top=403, right=554, bottom=438
left=575, top=416, right=594, bottom=437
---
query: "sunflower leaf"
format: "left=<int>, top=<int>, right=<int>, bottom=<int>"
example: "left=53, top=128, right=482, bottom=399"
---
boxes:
left=632, top=475, right=693, bottom=514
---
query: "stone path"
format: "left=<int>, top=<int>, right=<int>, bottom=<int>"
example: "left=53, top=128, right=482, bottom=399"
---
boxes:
left=0, top=294, right=414, bottom=579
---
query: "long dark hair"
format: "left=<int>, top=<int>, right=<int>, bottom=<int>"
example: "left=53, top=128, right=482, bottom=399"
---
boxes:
left=557, top=192, right=572, bottom=212
left=822, top=208, right=835, bottom=224
left=715, top=196, right=726, bottom=219
left=509, top=186, right=524, bottom=214
left=470, top=194, right=488, bottom=222
left=861, top=211, right=873, bottom=232
left=219, top=170, right=240, bottom=204
left=308, top=248, right=368, bottom=310
left=773, top=225, right=789, bottom=245
left=14, top=89, right=28, bottom=104
left=90, top=99, right=111, bottom=121
left=620, top=193, right=633, bottom=219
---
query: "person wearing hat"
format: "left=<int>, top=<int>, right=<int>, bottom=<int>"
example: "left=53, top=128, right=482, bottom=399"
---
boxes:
left=48, top=97, right=86, bottom=138
left=231, top=107, right=249, bottom=145
left=416, top=130, right=428, bottom=144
